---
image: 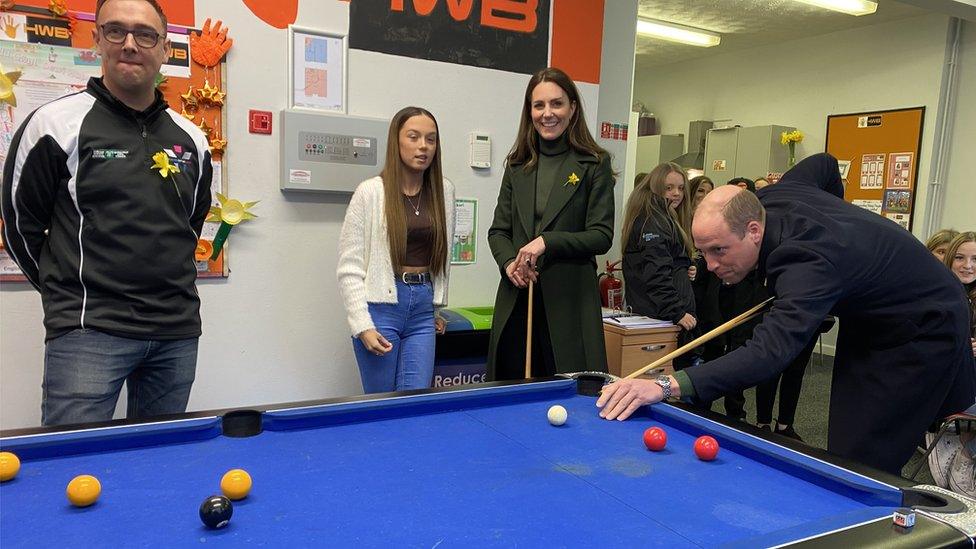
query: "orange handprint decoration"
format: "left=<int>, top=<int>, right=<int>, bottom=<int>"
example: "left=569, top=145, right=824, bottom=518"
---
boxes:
left=2, top=14, right=20, bottom=39
left=189, top=18, right=233, bottom=68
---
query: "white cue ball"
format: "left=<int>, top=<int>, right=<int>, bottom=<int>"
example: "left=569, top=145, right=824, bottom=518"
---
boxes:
left=547, top=405, right=568, bottom=426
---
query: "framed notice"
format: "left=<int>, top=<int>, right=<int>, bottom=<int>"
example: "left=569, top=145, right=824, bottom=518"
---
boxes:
left=825, top=107, right=924, bottom=231
left=859, top=153, right=885, bottom=190
left=288, top=26, right=347, bottom=113
left=451, top=198, right=477, bottom=264
left=886, top=152, right=914, bottom=189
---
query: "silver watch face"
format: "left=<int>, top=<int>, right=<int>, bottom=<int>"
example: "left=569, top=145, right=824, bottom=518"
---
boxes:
left=655, top=376, right=671, bottom=397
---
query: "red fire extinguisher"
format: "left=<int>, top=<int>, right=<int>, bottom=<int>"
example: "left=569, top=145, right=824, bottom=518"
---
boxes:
left=598, top=260, right=624, bottom=310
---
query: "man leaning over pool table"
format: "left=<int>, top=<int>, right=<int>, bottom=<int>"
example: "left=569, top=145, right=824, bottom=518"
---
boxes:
left=597, top=153, right=976, bottom=475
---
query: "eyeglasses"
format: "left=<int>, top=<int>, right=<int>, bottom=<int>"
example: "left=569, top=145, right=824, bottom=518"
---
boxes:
left=99, top=24, right=163, bottom=48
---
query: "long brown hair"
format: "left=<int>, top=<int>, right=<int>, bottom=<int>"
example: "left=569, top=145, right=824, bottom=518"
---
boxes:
left=926, top=228, right=959, bottom=255
left=944, top=231, right=976, bottom=328
left=664, top=166, right=694, bottom=242
left=622, top=163, right=695, bottom=258
left=380, top=107, right=448, bottom=277
left=506, top=67, right=608, bottom=170
left=648, top=162, right=694, bottom=256
left=689, top=175, right=713, bottom=211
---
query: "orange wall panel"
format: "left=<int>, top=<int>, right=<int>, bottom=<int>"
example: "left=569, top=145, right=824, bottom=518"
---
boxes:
left=550, top=0, right=604, bottom=84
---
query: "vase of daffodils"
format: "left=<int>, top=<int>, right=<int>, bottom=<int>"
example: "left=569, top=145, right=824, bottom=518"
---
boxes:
left=781, top=130, right=803, bottom=168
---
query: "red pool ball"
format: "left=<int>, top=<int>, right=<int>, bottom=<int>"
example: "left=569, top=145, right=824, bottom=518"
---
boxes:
left=694, top=435, right=720, bottom=461
left=643, top=427, right=667, bottom=451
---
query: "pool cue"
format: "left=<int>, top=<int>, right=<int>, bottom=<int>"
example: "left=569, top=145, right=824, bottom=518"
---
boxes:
left=624, top=296, right=774, bottom=380
left=525, top=280, right=534, bottom=378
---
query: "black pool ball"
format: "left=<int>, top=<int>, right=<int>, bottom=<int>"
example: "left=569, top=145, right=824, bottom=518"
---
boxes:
left=199, top=495, right=233, bottom=529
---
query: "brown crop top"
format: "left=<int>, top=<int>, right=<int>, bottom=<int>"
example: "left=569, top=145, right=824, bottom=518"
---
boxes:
left=402, top=192, right=433, bottom=268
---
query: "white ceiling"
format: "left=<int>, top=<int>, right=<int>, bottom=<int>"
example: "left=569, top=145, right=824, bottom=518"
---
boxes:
left=634, top=0, right=930, bottom=70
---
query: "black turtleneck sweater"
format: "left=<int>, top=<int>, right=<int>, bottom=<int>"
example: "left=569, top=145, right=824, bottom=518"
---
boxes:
left=534, top=134, right=571, bottom=234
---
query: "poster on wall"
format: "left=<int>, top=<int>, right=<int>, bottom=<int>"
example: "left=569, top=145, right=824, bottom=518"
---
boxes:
left=348, top=0, right=550, bottom=75
left=886, top=213, right=910, bottom=230
left=886, top=152, right=914, bottom=189
left=837, top=159, right=851, bottom=180
left=0, top=41, right=101, bottom=165
left=452, top=198, right=477, bottom=264
left=162, top=33, right=191, bottom=78
left=852, top=199, right=882, bottom=215
left=859, top=153, right=885, bottom=190
left=289, top=26, right=346, bottom=112
left=883, top=190, right=911, bottom=214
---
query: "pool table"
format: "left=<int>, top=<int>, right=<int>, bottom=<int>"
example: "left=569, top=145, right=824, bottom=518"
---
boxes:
left=1, top=377, right=974, bottom=547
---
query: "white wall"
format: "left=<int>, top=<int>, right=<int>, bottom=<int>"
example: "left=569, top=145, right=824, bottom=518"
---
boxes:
left=633, top=12, right=956, bottom=241
left=941, top=20, right=976, bottom=231
left=0, top=0, right=616, bottom=429
left=596, top=0, right=638, bottom=260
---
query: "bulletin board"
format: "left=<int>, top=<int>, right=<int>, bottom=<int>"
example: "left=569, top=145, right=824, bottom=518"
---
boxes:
left=824, top=107, right=924, bottom=231
left=0, top=4, right=228, bottom=282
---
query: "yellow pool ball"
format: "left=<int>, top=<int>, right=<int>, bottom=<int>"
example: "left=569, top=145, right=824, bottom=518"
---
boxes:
left=66, top=475, right=101, bottom=507
left=220, top=469, right=252, bottom=500
left=0, top=452, right=20, bottom=481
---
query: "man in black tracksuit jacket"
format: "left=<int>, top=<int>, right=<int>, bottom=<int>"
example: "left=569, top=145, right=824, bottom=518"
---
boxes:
left=599, top=154, right=975, bottom=474
left=0, top=0, right=212, bottom=425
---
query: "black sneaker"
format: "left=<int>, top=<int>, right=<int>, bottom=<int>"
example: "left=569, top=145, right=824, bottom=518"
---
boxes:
left=775, top=425, right=804, bottom=442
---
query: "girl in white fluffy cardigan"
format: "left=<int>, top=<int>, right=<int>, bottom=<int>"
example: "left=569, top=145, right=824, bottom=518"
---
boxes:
left=337, top=107, right=455, bottom=393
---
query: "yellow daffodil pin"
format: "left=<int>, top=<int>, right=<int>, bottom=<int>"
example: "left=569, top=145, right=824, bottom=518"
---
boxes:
left=565, top=172, right=580, bottom=186
left=151, top=151, right=180, bottom=179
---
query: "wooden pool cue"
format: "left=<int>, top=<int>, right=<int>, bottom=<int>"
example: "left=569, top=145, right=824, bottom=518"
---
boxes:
left=624, top=296, right=774, bottom=380
left=525, top=280, right=534, bottom=379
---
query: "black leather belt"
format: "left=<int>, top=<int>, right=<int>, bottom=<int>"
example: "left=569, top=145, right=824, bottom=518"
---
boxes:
left=399, top=272, right=431, bottom=284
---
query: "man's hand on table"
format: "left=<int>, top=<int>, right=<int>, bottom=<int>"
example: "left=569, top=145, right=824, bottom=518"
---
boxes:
left=596, top=376, right=682, bottom=421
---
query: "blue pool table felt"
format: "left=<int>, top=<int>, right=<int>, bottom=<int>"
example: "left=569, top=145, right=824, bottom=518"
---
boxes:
left=0, top=382, right=901, bottom=547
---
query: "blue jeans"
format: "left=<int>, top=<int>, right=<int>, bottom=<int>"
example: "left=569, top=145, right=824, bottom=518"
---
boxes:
left=43, top=329, right=198, bottom=426
left=353, top=279, right=435, bottom=393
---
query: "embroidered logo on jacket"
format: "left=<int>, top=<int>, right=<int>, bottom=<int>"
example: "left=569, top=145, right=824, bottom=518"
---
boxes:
left=641, top=232, right=661, bottom=242
left=92, top=149, right=129, bottom=159
left=163, top=145, right=195, bottom=169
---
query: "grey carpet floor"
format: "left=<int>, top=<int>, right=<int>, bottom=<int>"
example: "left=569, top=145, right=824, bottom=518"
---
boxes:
left=708, top=353, right=935, bottom=484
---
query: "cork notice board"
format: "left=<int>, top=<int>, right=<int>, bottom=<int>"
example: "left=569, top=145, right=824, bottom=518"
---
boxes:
left=825, top=107, right=924, bottom=231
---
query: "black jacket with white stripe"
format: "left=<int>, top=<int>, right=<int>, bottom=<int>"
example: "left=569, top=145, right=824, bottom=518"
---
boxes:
left=1, top=77, right=212, bottom=341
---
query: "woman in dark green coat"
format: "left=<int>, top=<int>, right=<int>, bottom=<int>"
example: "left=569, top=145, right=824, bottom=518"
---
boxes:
left=487, top=67, right=615, bottom=380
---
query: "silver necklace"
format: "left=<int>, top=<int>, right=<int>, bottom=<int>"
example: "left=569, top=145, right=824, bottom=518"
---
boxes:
left=404, top=186, right=422, bottom=216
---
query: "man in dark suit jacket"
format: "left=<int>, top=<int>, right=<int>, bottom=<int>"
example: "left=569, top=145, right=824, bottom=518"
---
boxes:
left=598, top=154, right=975, bottom=474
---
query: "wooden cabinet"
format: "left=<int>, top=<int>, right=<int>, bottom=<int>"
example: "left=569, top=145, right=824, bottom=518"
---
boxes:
left=603, top=323, right=681, bottom=379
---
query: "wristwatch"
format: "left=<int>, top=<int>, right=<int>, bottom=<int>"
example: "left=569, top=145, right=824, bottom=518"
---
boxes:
left=654, top=375, right=672, bottom=400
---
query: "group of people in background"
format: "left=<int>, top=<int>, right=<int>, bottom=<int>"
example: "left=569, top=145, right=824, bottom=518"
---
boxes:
left=337, top=63, right=975, bottom=486
left=923, top=228, right=976, bottom=496
left=622, top=170, right=823, bottom=441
